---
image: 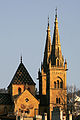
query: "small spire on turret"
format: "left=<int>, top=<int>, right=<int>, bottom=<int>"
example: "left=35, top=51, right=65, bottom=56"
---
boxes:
left=65, top=59, right=67, bottom=64
left=64, top=59, right=67, bottom=70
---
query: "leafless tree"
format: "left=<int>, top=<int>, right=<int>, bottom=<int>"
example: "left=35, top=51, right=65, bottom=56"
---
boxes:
left=67, top=85, right=80, bottom=118
left=57, top=85, right=80, bottom=119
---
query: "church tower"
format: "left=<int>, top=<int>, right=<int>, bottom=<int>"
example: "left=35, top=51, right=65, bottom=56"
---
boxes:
left=38, top=9, right=67, bottom=120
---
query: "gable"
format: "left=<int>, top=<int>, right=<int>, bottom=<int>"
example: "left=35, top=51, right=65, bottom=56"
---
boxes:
left=14, top=89, right=39, bottom=117
left=15, top=89, right=39, bottom=105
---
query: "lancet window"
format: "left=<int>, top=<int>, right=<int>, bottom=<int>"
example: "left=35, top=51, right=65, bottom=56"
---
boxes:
left=54, top=82, right=56, bottom=88
left=18, top=87, right=21, bottom=95
left=57, top=80, right=59, bottom=88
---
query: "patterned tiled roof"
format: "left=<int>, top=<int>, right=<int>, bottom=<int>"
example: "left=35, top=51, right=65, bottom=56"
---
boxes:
left=0, top=93, right=12, bottom=105
left=10, top=62, right=35, bottom=85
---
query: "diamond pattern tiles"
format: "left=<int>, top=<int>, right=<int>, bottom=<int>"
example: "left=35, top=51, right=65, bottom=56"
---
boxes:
left=10, top=63, right=36, bottom=85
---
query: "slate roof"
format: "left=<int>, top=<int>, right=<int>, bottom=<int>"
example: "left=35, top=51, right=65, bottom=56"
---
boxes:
left=9, top=62, right=35, bottom=85
left=0, top=93, right=12, bottom=105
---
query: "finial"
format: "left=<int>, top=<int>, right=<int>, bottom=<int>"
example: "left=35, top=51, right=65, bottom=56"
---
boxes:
left=55, top=7, right=57, bottom=18
left=20, top=55, right=22, bottom=63
left=48, top=15, right=49, bottom=21
left=48, top=15, right=49, bottom=26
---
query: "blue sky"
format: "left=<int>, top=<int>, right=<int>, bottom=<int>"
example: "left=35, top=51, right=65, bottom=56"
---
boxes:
left=0, top=0, right=80, bottom=89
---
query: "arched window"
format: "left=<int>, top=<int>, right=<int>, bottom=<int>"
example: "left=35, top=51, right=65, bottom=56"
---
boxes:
left=56, top=98, right=58, bottom=104
left=57, top=59, right=59, bottom=66
left=18, top=87, right=21, bottom=95
left=59, top=98, right=60, bottom=104
left=58, top=47, right=59, bottom=57
left=57, top=80, right=59, bottom=88
left=54, top=82, right=56, bottom=88
left=56, top=98, right=60, bottom=104
left=60, top=81, right=63, bottom=88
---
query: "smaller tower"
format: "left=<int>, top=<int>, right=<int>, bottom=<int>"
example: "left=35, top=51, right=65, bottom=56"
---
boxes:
left=65, top=59, right=67, bottom=70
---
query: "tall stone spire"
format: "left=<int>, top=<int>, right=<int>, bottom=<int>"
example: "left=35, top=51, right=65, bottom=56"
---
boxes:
left=51, top=9, right=64, bottom=66
left=53, top=8, right=61, bottom=45
left=43, top=16, right=51, bottom=71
